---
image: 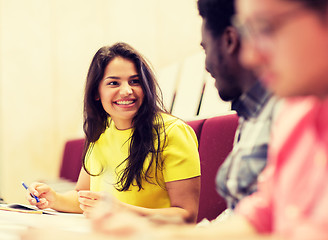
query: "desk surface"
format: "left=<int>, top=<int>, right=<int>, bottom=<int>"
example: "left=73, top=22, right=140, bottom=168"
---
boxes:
left=0, top=209, right=90, bottom=240
left=0, top=207, right=162, bottom=240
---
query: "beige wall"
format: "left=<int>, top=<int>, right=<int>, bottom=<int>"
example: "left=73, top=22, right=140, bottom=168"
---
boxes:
left=0, top=0, right=203, bottom=202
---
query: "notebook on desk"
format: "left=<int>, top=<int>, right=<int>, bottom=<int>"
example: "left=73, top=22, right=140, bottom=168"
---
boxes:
left=0, top=203, right=85, bottom=218
left=0, top=203, right=58, bottom=214
left=0, top=203, right=46, bottom=214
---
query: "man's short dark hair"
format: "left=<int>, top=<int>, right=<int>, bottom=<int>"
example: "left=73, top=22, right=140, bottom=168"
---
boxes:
left=197, top=0, right=235, bottom=37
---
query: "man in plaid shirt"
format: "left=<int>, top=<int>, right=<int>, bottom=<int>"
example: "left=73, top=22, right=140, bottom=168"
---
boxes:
left=198, top=0, right=280, bottom=221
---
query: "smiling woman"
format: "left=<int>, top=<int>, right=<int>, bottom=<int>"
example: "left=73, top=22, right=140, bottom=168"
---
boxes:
left=26, top=42, right=201, bottom=224
left=97, top=57, right=145, bottom=130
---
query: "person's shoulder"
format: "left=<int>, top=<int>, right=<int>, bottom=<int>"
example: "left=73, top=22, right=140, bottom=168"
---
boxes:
left=157, top=113, right=197, bottom=139
left=271, top=96, right=320, bottom=153
left=158, top=112, right=186, bottom=128
left=274, top=96, right=319, bottom=132
left=281, top=96, right=319, bottom=117
left=154, top=114, right=198, bottom=150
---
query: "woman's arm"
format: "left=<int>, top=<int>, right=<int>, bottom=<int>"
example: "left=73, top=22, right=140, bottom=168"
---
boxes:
left=52, top=167, right=91, bottom=213
left=48, top=167, right=91, bottom=213
left=116, top=176, right=200, bottom=223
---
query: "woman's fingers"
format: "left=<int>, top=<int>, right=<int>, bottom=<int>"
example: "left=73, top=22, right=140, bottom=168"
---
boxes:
left=26, top=182, right=44, bottom=204
left=78, top=191, right=101, bottom=200
left=78, top=191, right=101, bottom=208
left=78, top=191, right=104, bottom=217
left=35, top=199, right=50, bottom=209
left=25, top=182, right=56, bottom=209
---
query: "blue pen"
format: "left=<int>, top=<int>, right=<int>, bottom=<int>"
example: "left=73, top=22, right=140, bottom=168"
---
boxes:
left=22, top=182, right=40, bottom=203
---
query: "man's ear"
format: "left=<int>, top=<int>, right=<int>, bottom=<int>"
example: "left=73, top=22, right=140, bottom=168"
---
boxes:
left=222, top=26, right=240, bottom=55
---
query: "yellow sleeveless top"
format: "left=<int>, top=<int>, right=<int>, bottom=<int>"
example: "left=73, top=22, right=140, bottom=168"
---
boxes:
left=86, top=113, right=200, bottom=208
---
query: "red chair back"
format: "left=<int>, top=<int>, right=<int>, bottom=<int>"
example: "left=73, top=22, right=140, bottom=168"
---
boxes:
left=195, top=114, right=238, bottom=222
left=59, top=138, right=85, bottom=182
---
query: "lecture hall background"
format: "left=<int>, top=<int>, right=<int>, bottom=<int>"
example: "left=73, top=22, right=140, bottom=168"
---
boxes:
left=0, top=0, right=231, bottom=203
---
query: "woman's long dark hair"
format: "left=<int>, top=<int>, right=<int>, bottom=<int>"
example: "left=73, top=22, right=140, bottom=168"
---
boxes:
left=82, top=42, right=167, bottom=191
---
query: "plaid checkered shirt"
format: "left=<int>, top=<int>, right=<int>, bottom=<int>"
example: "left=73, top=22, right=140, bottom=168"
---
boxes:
left=216, top=81, right=279, bottom=209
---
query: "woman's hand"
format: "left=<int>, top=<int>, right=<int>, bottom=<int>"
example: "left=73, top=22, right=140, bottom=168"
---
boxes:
left=26, top=182, right=57, bottom=209
left=90, top=193, right=152, bottom=236
left=78, top=190, right=104, bottom=218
